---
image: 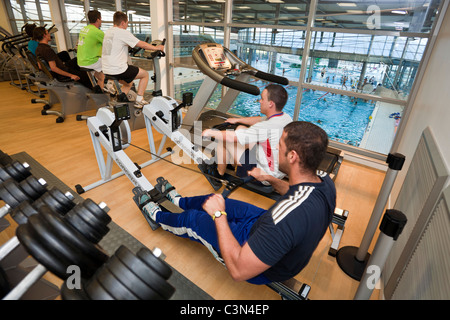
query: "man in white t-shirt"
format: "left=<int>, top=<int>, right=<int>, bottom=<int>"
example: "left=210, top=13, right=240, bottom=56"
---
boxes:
left=101, top=11, right=164, bottom=107
left=201, top=84, right=292, bottom=190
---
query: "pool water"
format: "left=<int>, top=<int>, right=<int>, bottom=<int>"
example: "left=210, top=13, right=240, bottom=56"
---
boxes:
left=176, top=79, right=375, bottom=146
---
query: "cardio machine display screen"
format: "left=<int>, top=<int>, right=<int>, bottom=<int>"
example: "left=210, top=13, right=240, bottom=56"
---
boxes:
left=201, top=45, right=231, bottom=70
left=114, top=104, right=130, bottom=121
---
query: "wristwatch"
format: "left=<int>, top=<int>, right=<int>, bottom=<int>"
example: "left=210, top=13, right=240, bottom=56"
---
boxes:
left=213, top=210, right=227, bottom=221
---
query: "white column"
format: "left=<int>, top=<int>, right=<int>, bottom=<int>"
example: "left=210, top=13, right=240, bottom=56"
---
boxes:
left=150, top=0, right=168, bottom=95
left=47, top=0, right=68, bottom=52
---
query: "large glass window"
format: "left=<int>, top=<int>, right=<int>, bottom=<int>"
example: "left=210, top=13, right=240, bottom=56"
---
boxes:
left=5, top=0, right=52, bottom=33
left=170, top=0, right=442, bottom=157
left=232, top=0, right=309, bottom=27
left=315, top=0, right=440, bottom=33
left=173, top=0, right=225, bottom=23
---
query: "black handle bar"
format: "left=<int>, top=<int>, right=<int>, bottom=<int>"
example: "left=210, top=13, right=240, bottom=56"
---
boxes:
left=221, top=78, right=260, bottom=96
left=254, top=71, right=289, bottom=85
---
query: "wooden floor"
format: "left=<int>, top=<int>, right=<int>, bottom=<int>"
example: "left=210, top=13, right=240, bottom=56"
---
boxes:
left=0, top=80, right=386, bottom=300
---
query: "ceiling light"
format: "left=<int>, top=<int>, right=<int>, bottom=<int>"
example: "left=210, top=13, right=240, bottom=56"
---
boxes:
left=337, top=2, right=357, bottom=7
left=267, top=0, right=284, bottom=3
left=392, top=10, right=407, bottom=14
left=285, top=6, right=301, bottom=10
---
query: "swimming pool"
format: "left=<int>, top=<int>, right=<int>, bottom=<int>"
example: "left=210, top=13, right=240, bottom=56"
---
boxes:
left=175, top=80, right=375, bottom=147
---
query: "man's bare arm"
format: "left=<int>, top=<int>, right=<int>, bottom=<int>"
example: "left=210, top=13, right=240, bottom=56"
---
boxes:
left=202, top=194, right=270, bottom=282
left=248, top=167, right=289, bottom=195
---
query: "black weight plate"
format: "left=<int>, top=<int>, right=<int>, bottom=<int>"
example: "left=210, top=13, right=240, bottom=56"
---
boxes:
left=137, top=247, right=172, bottom=280
left=75, top=203, right=110, bottom=235
left=81, top=198, right=112, bottom=224
left=116, top=246, right=174, bottom=299
left=33, top=187, right=75, bottom=215
left=16, top=225, right=68, bottom=278
left=18, top=176, right=46, bottom=201
left=85, top=277, right=115, bottom=300
left=37, top=207, right=109, bottom=278
left=7, top=161, right=31, bottom=181
left=69, top=201, right=110, bottom=232
left=106, top=254, right=164, bottom=300
left=60, top=281, right=90, bottom=300
left=65, top=204, right=109, bottom=242
left=0, top=161, right=30, bottom=182
left=0, top=179, right=28, bottom=207
left=10, top=200, right=38, bottom=225
left=26, top=213, right=92, bottom=278
left=95, top=264, right=138, bottom=300
left=64, top=211, right=104, bottom=244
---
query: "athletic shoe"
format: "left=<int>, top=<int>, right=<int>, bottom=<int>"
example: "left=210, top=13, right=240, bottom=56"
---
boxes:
left=132, top=187, right=160, bottom=230
left=198, top=162, right=223, bottom=191
left=103, top=81, right=116, bottom=95
left=134, top=99, right=149, bottom=109
left=155, top=177, right=181, bottom=204
left=142, top=200, right=161, bottom=222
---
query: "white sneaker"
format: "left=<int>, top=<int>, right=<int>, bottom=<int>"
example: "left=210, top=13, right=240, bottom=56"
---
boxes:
left=134, top=99, right=149, bottom=108
left=142, top=200, right=161, bottom=222
left=103, top=81, right=116, bottom=94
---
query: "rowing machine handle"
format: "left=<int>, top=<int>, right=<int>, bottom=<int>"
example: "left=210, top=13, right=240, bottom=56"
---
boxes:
left=222, top=176, right=256, bottom=199
left=254, top=71, right=289, bottom=85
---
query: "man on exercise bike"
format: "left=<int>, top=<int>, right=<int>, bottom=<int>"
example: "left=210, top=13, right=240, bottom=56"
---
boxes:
left=101, top=11, right=165, bottom=108
left=34, top=27, right=92, bottom=88
left=136, top=121, right=336, bottom=284
left=77, top=10, right=106, bottom=92
left=200, top=84, right=292, bottom=190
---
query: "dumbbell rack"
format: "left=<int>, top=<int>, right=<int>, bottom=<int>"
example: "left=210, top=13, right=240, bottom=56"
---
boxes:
left=0, top=151, right=213, bottom=300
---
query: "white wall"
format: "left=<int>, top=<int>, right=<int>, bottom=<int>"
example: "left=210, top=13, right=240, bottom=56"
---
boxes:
left=391, top=6, right=450, bottom=202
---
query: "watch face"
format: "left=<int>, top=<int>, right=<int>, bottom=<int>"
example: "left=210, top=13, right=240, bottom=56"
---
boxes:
left=214, top=211, right=221, bottom=217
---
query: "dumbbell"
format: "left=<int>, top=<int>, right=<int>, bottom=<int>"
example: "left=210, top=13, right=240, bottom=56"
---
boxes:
left=61, top=245, right=175, bottom=300
left=0, top=201, right=111, bottom=300
left=0, top=176, right=48, bottom=219
left=9, top=187, right=77, bottom=225
left=0, top=161, right=31, bottom=183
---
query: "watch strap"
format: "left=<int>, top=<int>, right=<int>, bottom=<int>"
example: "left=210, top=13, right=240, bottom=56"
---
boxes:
left=213, top=211, right=227, bottom=221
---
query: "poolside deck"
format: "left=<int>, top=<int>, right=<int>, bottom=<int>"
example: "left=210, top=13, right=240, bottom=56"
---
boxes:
left=359, top=101, right=403, bottom=154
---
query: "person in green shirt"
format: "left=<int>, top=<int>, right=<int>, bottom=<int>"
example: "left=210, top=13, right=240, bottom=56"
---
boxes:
left=77, top=10, right=105, bottom=91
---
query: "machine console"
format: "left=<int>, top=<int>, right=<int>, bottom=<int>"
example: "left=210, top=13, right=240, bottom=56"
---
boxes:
left=199, top=43, right=232, bottom=70
left=113, top=104, right=131, bottom=121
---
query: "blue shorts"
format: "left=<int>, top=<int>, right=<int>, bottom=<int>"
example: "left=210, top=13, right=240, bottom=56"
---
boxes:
left=155, top=194, right=271, bottom=284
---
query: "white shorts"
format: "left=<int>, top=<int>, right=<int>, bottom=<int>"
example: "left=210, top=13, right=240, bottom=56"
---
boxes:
left=81, top=58, right=102, bottom=72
